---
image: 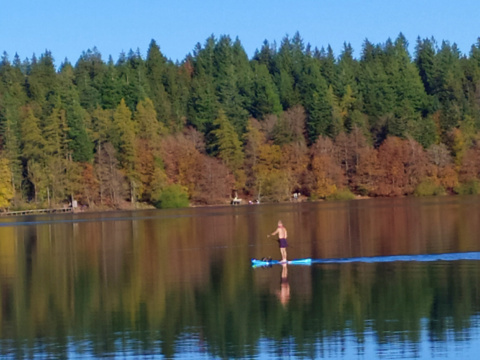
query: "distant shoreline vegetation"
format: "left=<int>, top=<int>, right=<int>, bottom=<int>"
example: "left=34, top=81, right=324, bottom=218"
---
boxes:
left=1, top=32, right=480, bottom=211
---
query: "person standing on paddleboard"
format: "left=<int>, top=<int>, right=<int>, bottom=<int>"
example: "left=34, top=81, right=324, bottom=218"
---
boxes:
left=268, top=220, right=288, bottom=262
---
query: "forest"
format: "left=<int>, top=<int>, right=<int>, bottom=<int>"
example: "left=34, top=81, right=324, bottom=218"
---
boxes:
left=1, top=32, right=480, bottom=210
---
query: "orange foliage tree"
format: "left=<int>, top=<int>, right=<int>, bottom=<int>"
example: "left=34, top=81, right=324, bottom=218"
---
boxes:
left=78, top=163, right=99, bottom=208
left=375, top=137, right=409, bottom=196
left=308, top=136, right=345, bottom=198
left=458, top=139, right=480, bottom=183
left=374, top=136, right=428, bottom=196
left=160, top=133, right=234, bottom=205
left=425, top=143, right=458, bottom=191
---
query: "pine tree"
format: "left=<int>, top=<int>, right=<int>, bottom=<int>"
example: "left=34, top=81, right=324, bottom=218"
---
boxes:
left=435, top=41, right=465, bottom=133
left=163, top=61, right=190, bottom=131
left=145, top=40, right=172, bottom=125
left=25, top=51, right=58, bottom=115
left=300, top=57, right=331, bottom=142
left=317, top=45, right=338, bottom=88
left=101, top=57, right=122, bottom=109
left=74, top=47, right=106, bottom=110
left=213, top=35, right=248, bottom=133
left=58, top=63, right=94, bottom=162
left=415, top=37, right=437, bottom=96
left=250, top=62, right=282, bottom=119
left=188, top=74, right=219, bottom=133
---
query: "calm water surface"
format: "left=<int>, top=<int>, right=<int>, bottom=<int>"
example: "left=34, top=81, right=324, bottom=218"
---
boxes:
left=1, top=196, right=480, bottom=359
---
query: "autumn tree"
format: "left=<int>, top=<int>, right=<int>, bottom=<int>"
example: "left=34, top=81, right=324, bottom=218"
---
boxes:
left=281, top=142, right=309, bottom=195
left=426, top=143, right=458, bottom=191
left=308, top=136, right=345, bottom=199
left=160, top=133, right=203, bottom=198
left=375, top=137, right=405, bottom=195
left=272, top=105, right=307, bottom=145
left=253, top=142, right=290, bottom=202
left=95, top=142, right=126, bottom=207
left=458, top=139, right=480, bottom=183
left=0, top=156, right=14, bottom=210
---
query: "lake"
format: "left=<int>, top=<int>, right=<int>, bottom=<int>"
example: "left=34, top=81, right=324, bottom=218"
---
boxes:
left=1, top=196, right=480, bottom=359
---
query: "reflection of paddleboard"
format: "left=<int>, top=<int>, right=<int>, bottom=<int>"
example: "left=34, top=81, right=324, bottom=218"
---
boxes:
left=251, top=258, right=312, bottom=267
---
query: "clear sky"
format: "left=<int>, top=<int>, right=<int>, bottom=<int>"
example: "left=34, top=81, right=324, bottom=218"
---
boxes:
left=1, top=0, right=480, bottom=66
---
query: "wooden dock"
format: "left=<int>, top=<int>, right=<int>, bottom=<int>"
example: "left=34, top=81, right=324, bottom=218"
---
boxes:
left=1, top=207, right=73, bottom=216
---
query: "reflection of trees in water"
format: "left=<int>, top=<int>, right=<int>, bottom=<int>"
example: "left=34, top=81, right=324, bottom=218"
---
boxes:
left=1, top=200, right=480, bottom=358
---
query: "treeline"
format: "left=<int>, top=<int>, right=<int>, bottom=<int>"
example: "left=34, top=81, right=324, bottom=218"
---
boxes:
left=2, top=32, right=480, bottom=209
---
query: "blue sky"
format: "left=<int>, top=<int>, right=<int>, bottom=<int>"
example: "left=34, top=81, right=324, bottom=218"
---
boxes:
left=1, top=0, right=480, bottom=66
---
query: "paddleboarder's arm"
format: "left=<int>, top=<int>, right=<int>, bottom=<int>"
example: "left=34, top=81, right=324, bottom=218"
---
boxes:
left=268, top=228, right=279, bottom=237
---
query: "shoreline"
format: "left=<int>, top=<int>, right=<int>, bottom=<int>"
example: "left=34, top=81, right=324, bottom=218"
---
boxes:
left=0, top=194, right=434, bottom=217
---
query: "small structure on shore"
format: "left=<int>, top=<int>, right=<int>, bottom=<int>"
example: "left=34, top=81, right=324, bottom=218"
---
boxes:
left=230, top=190, right=241, bottom=205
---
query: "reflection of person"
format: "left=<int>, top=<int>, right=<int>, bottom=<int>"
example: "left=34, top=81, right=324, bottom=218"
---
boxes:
left=277, top=263, right=290, bottom=306
left=268, top=220, right=288, bottom=262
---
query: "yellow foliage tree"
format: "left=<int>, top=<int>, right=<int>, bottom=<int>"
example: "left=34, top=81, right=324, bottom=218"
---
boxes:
left=253, top=143, right=291, bottom=201
left=0, top=157, right=14, bottom=210
left=311, top=154, right=338, bottom=198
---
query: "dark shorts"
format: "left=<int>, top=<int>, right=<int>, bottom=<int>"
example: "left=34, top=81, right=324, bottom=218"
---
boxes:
left=278, top=238, right=288, bottom=248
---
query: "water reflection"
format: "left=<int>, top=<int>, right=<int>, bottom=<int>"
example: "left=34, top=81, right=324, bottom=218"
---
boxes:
left=276, top=264, right=290, bottom=306
left=0, top=197, right=479, bottom=358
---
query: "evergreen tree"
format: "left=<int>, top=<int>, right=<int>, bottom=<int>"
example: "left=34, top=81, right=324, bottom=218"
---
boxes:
left=25, top=51, right=58, bottom=115
left=145, top=40, right=172, bottom=125
left=74, top=47, right=105, bottom=110
left=101, top=57, right=122, bottom=109
left=163, top=60, right=190, bottom=131
left=232, top=38, right=254, bottom=117
left=337, top=43, right=359, bottom=96
left=435, top=41, right=465, bottom=133
left=58, top=63, right=94, bottom=162
left=274, top=34, right=303, bottom=108
left=317, top=45, right=338, bottom=89
left=253, top=40, right=277, bottom=74
left=188, top=74, right=218, bottom=133
left=116, top=49, right=148, bottom=111
left=250, top=62, right=282, bottom=119
left=300, top=56, right=331, bottom=142
left=415, top=37, right=437, bottom=96
left=213, top=35, right=248, bottom=133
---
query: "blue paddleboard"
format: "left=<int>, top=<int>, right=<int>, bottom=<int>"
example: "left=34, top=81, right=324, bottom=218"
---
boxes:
left=251, top=258, right=312, bottom=267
